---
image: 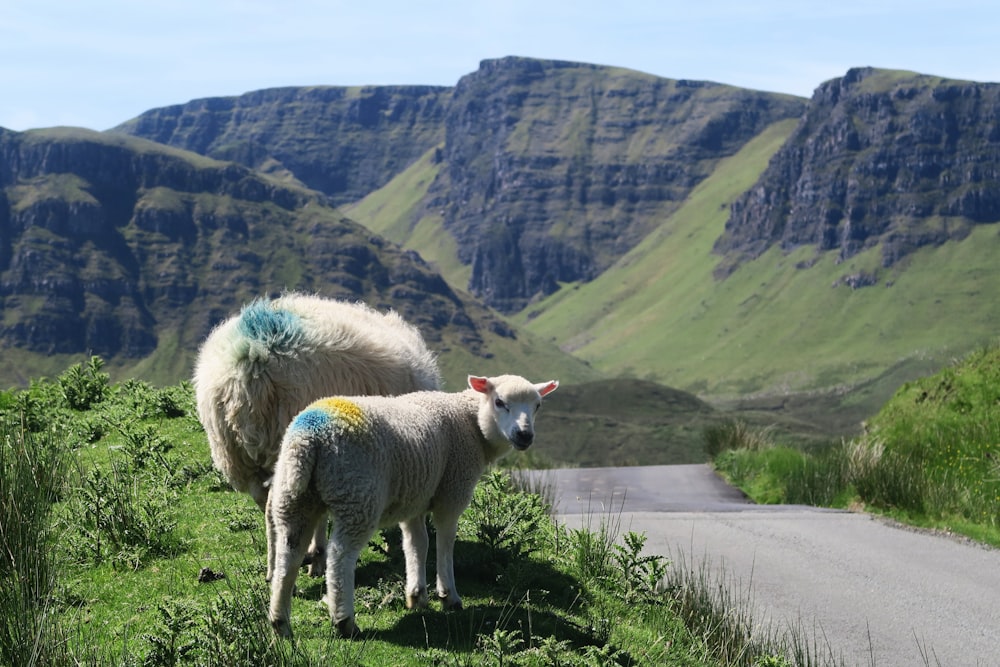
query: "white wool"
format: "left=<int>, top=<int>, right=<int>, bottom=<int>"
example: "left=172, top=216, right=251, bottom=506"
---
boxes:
left=267, top=374, right=559, bottom=639
left=192, top=293, right=441, bottom=573
left=194, top=293, right=440, bottom=504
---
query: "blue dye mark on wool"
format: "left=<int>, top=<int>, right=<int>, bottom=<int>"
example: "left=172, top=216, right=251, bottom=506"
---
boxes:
left=236, top=300, right=305, bottom=354
left=291, top=407, right=331, bottom=433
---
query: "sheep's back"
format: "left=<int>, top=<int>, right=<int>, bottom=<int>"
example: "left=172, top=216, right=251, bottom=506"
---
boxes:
left=193, top=294, right=441, bottom=492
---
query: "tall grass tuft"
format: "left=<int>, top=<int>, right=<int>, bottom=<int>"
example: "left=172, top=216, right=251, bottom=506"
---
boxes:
left=0, top=418, right=70, bottom=667
left=663, top=550, right=846, bottom=666
left=704, top=420, right=775, bottom=458
left=782, top=443, right=850, bottom=507
left=663, top=550, right=771, bottom=665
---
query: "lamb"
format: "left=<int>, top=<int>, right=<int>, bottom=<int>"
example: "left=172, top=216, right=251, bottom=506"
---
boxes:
left=193, top=293, right=441, bottom=574
left=267, top=373, right=559, bottom=638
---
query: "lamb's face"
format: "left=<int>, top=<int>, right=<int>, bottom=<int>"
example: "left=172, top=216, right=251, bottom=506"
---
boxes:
left=469, top=375, right=559, bottom=450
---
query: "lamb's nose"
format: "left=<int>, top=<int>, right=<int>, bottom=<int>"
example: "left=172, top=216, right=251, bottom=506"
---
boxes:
left=512, top=429, right=534, bottom=449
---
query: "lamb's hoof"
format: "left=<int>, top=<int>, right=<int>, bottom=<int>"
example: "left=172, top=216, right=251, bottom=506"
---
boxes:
left=440, top=597, right=463, bottom=611
left=406, top=589, right=429, bottom=609
left=197, top=567, right=225, bottom=583
left=336, top=617, right=360, bottom=639
left=271, top=618, right=293, bottom=639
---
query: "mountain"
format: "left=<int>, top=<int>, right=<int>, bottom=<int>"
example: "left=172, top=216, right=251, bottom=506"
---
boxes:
left=517, top=71, right=1000, bottom=403
left=116, top=57, right=807, bottom=313
left=714, top=67, right=1000, bottom=278
left=112, top=85, right=451, bottom=208
left=0, top=127, right=598, bottom=388
left=346, top=64, right=1000, bottom=405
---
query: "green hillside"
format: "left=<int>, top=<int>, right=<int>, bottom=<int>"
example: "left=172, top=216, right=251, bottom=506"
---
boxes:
left=342, top=145, right=472, bottom=291
left=516, top=118, right=1000, bottom=405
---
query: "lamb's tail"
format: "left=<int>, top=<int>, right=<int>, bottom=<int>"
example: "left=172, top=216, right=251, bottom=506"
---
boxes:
left=272, top=426, right=321, bottom=500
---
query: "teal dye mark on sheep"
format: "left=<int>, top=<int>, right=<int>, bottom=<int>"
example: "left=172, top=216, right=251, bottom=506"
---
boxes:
left=291, top=407, right=331, bottom=432
left=236, top=300, right=305, bottom=354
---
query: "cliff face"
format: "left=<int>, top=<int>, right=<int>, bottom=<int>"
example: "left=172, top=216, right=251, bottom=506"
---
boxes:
left=112, top=85, right=451, bottom=207
left=429, top=57, right=806, bottom=311
left=715, top=67, right=1000, bottom=277
left=0, top=128, right=496, bottom=366
left=116, top=59, right=806, bottom=313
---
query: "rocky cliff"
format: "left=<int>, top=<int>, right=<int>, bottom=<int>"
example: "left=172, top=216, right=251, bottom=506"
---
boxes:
left=112, top=85, right=451, bottom=207
left=430, top=57, right=806, bottom=311
left=714, top=67, right=1000, bottom=277
left=0, top=128, right=499, bottom=371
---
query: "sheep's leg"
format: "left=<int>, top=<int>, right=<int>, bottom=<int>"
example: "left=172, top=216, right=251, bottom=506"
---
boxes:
left=325, top=524, right=370, bottom=638
left=265, top=494, right=276, bottom=582
left=432, top=510, right=463, bottom=610
left=268, top=504, right=317, bottom=638
left=251, top=480, right=289, bottom=585
left=306, top=513, right=328, bottom=578
left=399, top=516, right=429, bottom=609
left=249, top=477, right=270, bottom=513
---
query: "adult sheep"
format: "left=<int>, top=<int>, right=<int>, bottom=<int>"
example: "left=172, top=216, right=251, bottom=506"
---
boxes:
left=193, top=293, right=441, bottom=573
left=267, top=373, right=559, bottom=638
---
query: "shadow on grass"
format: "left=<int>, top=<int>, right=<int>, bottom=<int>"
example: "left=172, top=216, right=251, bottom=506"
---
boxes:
left=370, top=602, right=598, bottom=654
left=289, top=537, right=621, bottom=658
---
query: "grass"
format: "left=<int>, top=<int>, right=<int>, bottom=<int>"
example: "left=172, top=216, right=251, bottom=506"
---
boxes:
left=342, top=145, right=474, bottom=288
left=0, top=361, right=700, bottom=665
left=0, top=359, right=864, bottom=666
left=536, top=379, right=839, bottom=468
left=709, top=342, right=1000, bottom=547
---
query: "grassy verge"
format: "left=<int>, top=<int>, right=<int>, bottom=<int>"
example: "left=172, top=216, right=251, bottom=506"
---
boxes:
left=708, top=343, right=1000, bottom=547
left=3, top=357, right=843, bottom=666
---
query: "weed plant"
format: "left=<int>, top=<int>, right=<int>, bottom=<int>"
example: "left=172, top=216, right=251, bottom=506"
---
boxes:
left=709, top=341, right=1000, bottom=546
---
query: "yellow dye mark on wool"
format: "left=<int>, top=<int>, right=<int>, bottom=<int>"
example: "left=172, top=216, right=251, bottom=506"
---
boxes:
left=314, top=397, right=367, bottom=435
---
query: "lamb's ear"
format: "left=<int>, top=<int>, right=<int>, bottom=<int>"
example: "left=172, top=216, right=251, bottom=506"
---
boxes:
left=535, top=380, right=559, bottom=397
left=468, top=375, right=491, bottom=394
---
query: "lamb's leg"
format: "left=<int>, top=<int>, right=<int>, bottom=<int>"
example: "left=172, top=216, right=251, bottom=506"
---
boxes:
left=325, top=524, right=370, bottom=638
left=399, top=516, right=429, bottom=609
left=432, top=509, right=463, bottom=610
left=268, top=504, right=316, bottom=638
left=306, top=513, right=328, bottom=578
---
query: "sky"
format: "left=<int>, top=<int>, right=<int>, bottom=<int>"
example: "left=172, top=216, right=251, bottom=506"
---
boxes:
left=2, top=0, right=998, bottom=132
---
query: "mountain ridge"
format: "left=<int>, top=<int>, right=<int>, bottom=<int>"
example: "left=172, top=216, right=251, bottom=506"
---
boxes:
left=115, top=56, right=808, bottom=312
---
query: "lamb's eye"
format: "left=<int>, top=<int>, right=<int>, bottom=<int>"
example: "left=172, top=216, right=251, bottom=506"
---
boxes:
left=494, top=398, right=508, bottom=411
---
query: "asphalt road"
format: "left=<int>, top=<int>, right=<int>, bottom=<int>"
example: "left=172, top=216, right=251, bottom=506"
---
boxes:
left=521, top=464, right=1000, bottom=666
